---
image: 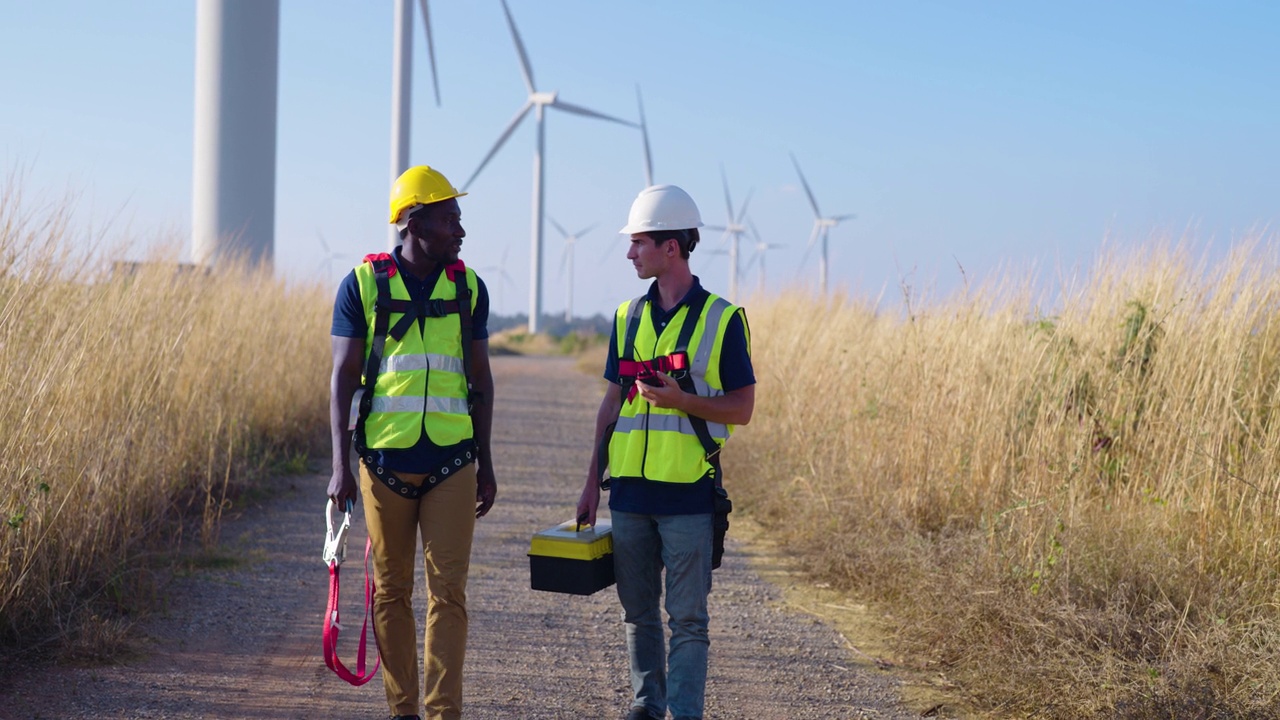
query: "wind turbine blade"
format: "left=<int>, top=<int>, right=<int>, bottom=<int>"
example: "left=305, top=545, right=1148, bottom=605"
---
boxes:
left=575, top=222, right=598, bottom=238
left=703, top=224, right=727, bottom=232
left=550, top=98, right=637, bottom=127
left=317, top=231, right=331, bottom=253
left=499, top=0, right=536, bottom=95
left=720, top=164, right=733, bottom=220
left=599, top=241, right=618, bottom=264
left=636, top=85, right=653, bottom=186
left=463, top=101, right=533, bottom=190
left=417, top=0, right=440, bottom=106
left=789, top=152, right=822, bottom=218
left=559, top=244, right=570, bottom=275
left=747, top=219, right=762, bottom=244
left=832, top=213, right=858, bottom=223
left=548, top=216, right=569, bottom=239
left=736, top=188, right=754, bottom=224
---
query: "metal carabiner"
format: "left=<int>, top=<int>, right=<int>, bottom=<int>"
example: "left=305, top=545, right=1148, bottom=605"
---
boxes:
left=323, top=499, right=354, bottom=567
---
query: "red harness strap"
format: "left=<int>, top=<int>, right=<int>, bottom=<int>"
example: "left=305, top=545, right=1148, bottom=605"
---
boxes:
left=618, top=352, right=690, bottom=402
left=323, top=537, right=381, bottom=685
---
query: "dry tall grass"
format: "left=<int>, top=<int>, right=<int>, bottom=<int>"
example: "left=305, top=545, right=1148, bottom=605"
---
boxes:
left=731, top=241, right=1280, bottom=718
left=0, top=186, right=330, bottom=656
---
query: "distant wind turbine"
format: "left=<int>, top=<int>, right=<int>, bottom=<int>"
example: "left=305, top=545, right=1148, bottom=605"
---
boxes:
left=316, top=232, right=345, bottom=279
left=742, top=220, right=784, bottom=295
left=550, top=217, right=597, bottom=323
left=791, top=152, right=856, bottom=294
left=702, top=165, right=753, bottom=302
left=462, top=0, right=637, bottom=334
left=478, top=245, right=515, bottom=314
left=388, top=0, right=442, bottom=249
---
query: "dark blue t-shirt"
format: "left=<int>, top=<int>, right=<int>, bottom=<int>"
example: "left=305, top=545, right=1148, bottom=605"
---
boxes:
left=331, top=247, right=490, bottom=472
left=603, top=278, right=755, bottom=516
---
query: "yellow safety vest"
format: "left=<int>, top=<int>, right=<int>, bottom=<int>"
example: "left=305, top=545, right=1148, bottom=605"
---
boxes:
left=608, top=291, right=743, bottom=484
left=354, top=261, right=478, bottom=449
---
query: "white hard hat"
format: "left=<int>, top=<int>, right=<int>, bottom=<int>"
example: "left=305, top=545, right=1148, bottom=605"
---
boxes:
left=619, top=184, right=704, bottom=235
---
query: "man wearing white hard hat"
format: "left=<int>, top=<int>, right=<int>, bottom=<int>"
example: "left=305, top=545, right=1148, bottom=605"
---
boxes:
left=578, top=184, right=756, bottom=720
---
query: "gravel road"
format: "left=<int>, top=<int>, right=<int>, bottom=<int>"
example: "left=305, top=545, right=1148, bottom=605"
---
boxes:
left=2, top=355, right=914, bottom=720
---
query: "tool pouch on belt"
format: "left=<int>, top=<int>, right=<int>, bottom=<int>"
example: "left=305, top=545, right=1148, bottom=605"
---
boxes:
left=712, top=484, right=732, bottom=570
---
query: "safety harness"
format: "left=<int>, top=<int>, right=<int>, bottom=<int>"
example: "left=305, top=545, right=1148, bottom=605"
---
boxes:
left=352, top=253, right=480, bottom=500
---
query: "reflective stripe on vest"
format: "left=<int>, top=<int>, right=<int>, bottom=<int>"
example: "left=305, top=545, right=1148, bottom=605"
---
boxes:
left=355, top=262, right=477, bottom=449
left=381, top=353, right=465, bottom=376
left=369, top=395, right=471, bottom=416
left=608, top=293, right=738, bottom=484
left=613, top=413, right=731, bottom=440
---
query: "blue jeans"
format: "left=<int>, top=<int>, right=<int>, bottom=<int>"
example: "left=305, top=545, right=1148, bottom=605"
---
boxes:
left=612, top=510, right=713, bottom=720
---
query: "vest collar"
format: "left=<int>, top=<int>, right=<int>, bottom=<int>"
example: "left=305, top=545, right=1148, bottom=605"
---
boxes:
left=644, top=276, right=705, bottom=318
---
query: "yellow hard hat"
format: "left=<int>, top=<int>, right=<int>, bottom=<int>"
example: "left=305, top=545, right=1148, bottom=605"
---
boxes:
left=388, top=165, right=467, bottom=224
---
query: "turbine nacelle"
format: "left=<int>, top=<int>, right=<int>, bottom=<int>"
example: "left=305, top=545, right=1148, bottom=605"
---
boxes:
left=531, top=90, right=558, bottom=106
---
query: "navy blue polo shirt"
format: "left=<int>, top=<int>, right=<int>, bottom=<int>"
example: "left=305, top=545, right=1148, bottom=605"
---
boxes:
left=331, top=247, right=490, bottom=472
left=603, top=277, right=755, bottom=515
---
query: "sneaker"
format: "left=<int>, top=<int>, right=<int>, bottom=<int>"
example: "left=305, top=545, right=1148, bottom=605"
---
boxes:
left=626, top=708, right=660, bottom=720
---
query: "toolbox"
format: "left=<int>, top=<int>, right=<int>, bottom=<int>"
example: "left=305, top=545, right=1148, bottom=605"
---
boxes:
left=528, top=519, right=615, bottom=595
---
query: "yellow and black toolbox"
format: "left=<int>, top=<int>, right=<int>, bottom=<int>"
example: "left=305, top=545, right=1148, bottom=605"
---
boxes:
left=528, top=519, right=614, bottom=595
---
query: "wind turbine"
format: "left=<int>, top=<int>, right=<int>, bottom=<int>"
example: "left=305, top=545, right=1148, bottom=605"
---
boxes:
left=550, top=217, right=597, bottom=323
left=388, top=0, right=442, bottom=249
left=478, top=245, right=515, bottom=314
left=742, top=220, right=785, bottom=296
left=462, top=0, right=637, bottom=334
left=791, top=152, right=856, bottom=294
left=702, top=165, right=753, bottom=302
left=315, top=232, right=345, bottom=280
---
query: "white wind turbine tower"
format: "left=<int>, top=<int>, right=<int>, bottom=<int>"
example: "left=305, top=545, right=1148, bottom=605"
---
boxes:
left=791, top=152, right=856, bottom=294
left=388, top=0, right=442, bottom=249
left=742, top=220, right=785, bottom=296
left=550, top=217, right=597, bottom=323
left=462, top=0, right=638, bottom=334
left=702, top=166, right=753, bottom=302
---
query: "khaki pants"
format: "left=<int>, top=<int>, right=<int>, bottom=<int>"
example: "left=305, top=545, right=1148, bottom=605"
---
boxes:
left=360, top=461, right=477, bottom=720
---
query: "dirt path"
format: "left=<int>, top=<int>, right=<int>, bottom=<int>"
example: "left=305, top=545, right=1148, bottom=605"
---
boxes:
left=2, top=356, right=914, bottom=720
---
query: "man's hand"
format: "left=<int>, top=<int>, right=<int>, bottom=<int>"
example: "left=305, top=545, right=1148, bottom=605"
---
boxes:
left=634, top=371, right=687, bottom=411
left=576, top=475, right=601, bottom=527
left=475, top=463, right=497, bottom=518
left=328, top=466, right=359, bottom=507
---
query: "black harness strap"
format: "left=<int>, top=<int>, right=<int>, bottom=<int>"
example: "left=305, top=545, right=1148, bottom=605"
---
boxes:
left=353, top=257, right=397, bottom=457
left=667, top=290, right=723, bottom=471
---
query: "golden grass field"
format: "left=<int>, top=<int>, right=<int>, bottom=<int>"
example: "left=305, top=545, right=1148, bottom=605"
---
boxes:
left=730, top=241, right=1280, bottom=717
left=0, top=188, right=330, bottom=658
left=4, top=175, right=1278, bottom=717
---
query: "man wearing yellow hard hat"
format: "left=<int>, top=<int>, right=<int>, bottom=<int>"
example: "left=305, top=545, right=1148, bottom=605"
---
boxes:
left=577, top=184, right=756, bottom=720
left=329, top=165, right=498, bottom=720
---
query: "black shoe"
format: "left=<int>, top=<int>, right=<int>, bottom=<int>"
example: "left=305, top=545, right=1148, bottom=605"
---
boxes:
left=626, top=708, right=660, bottom=720
left=390, top=716, right=421, bottom=720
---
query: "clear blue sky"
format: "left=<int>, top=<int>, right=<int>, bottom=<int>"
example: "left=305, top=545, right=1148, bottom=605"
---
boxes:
left=3, top=1, right=1278, bottom=318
